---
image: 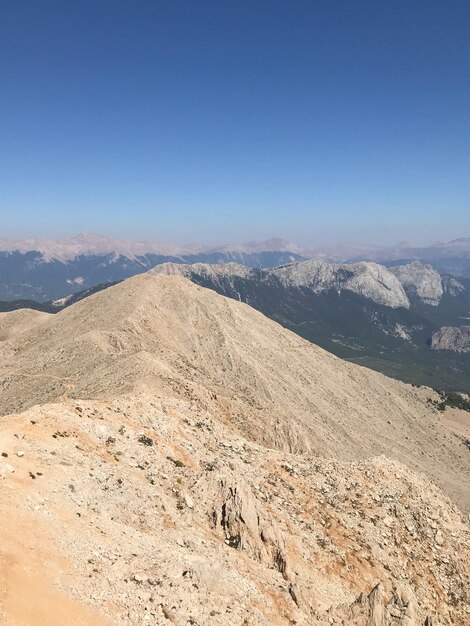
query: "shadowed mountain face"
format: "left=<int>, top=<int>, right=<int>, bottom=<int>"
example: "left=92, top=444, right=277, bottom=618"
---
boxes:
left=1, top=273, right=469, bottom=625
left=0, top=245, right=304, bottom=301
left=431, top=326, right=470, bottom=352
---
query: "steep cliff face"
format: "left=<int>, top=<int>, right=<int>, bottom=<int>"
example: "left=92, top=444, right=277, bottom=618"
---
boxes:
left=274, top=259, right=412, bottom=308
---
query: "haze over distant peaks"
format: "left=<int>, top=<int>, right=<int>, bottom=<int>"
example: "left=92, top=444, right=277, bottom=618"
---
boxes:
left=1, top=232, right=470, bottom=263
left=0, top=233, right=302, bottom=262
left=1, top=233, right=470, bottom=303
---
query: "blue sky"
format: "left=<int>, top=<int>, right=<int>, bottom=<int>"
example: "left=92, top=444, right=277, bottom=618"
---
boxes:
left=1, top=1, right=469, bottom=245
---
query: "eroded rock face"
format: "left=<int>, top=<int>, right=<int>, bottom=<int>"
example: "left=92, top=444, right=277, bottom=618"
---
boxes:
left=207, top=472, right=288, bottom=576
left=431, top=326, right=470, bottom=352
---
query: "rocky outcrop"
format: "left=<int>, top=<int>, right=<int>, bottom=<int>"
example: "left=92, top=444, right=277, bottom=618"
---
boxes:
left=316, top=582, right=438, bottom=625
left=274, top=259, right=412, bottom=308
left=441, top=274, right=465, bottom=296
left=346, top=583, right=410, bottom=626
left=207, top=472, right=289, bottom=576
left=431, top=325, right=470, bottom=352
left=390, top=261, right=464, bottom=306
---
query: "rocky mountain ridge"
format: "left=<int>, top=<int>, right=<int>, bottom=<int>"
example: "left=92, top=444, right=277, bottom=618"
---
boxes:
left=1, top=234, right=469, bottom=301
left=0, top=273, right=469, bottom=625
left=0, top=274, right=468, bottom=504
left=152, top=259, right=463, bottom=309
left=2, top=257, right=469, bottom=391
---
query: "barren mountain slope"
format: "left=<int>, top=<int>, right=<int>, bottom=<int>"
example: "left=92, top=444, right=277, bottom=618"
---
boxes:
left=0, top=394, right=468, bottom=626
left=0, top=274, right=468, bottom=509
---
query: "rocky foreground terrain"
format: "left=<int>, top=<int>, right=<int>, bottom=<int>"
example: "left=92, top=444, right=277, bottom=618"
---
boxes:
left=0, top=274, right=469, bottom=625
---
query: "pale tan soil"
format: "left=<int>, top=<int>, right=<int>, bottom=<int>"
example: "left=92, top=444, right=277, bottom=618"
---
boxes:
left=0, top=309, right=51, bottom=342
left=441, top=407, right=470, bottom=441
left=0, top=475, right=111, bottom=626
left=0, top=275, right=469, bottom=625
left=0, top=530, right=111, bottom=626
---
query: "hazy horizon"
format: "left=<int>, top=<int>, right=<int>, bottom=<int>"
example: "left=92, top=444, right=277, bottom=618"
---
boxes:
left=0, top=229, right=468, bottom=251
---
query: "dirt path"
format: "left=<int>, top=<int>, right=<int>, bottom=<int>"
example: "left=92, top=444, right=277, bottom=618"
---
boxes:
left=0, top=489, right=111, bottom=626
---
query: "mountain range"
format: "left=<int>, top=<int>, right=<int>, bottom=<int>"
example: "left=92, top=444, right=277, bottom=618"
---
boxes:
left=0, top=234, right=304, bottom=301
left=1, top=272, right=469, bottom=625
left=1, top=233, right=470, bottom=301
left=148, top=260, right=470, bottom=393
left=4, top=255, right=467, bottom=392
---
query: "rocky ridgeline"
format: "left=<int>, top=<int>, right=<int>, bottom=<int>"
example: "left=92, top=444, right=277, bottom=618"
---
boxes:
left=1, top=274, right=468, bottom=510
left=152, top=259, right=465, bottom=309
left=389, top=263, right=444, bottom=306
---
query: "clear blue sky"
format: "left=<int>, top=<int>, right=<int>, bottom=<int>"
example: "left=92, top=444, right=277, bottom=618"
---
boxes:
left=1, top=0, right=469, bottom=245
